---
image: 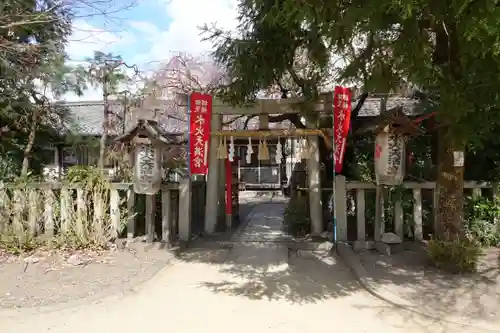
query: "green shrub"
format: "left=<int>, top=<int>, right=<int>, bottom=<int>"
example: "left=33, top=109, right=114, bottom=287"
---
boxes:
left=465, top=195, right=500, bottom=246
left=0, top=166, right=127, bottom=254
left=427, top=236, right=483, bottom=274
left=283, top=193, right=310, bottom=237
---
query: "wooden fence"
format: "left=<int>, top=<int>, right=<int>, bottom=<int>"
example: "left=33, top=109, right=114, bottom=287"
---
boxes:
left=332, top=176, right=495, bottom=243
left=0, top=182, right=194, bottom=245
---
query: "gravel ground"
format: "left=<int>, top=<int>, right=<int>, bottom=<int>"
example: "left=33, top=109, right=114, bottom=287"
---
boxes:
left=0, top=242, right=174, bottom=309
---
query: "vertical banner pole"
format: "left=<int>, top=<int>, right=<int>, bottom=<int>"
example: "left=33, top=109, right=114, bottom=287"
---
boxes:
left=333, top=86, right=352, bottom=245
left=187, top=93, right=191, bottom=177
left=332, top=90, right=337, bottom=245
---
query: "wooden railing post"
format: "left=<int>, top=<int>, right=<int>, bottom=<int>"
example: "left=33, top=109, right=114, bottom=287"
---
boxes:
left=493, top=184, right=499, bottom=226
left=127, top=187, right=136, bottom=241
left=161, top=188, right=172, bottom=243
left=0, top=186, right=7, bottom=235
left=413, top=189, right=423, bottom=240
left=374, top=186, right=384, bottom=242
left=44, top=189, right=55, bottom=238
left=12, top=190, right=24, bottom=237
left=60, top=188, right=71, bottom=234
left=109, top=188, right=120, bottom=239
left=76, top=188, right=86, bottom=239
left=93, top=190, right=104, bottom=239
left=356, top=189, right=366, bottom=241
left=335, top=175, right=347, bottom=241
left=28, top=189, right=38, bottom=236
left=178, top=178, right=191, bottom=242
left=145, top=194, right=156, bottom=243
left=394, top=195, right=404, bottom=241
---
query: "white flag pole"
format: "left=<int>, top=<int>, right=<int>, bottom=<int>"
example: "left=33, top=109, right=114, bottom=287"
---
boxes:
left=332, top=89, right=337, bottom=245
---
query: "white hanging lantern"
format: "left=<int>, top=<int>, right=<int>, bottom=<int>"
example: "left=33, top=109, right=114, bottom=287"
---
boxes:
left=374, top=131, right=406, bottom=185
left=114, top=119, right=176, bottom=195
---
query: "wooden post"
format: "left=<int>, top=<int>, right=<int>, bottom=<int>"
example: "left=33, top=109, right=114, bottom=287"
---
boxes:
left=178, top=178, right=191, bottom=241
left=356, top=189, right=366, bottom=241
left=432, top=186, right=438, bottom=237
left=60, top=188, right=71, bottom=234
left=374, top=186, right=385, bottom=241
left=12, top=190, right=24, bottom=237
left=27, top=189, right=38, bottom=236
left=205, top=114, right=222, bottom=234
left=307, top=120, right=323, bottom=236
left=145, top=194, right=156, bottom=243
left=109, top=188, right=120, bottom=239
left=0, top=187, right=7, bottom=235
left=162, top=188, right=172, bottom=243
left=335, top=175, right=348, bottom=241
left=76, top=188, right=86, bottom=239
left=413, top=189, right=423, bottom=240
left=218, top=158, right=226, bottom=228
left=493, top=184, right=499, bottom=226
left=394, top=195, right=404, bottom=240
left=93, top=190, right=104, bottom=239
left=259, top=114, right=269, bottom=129
left=44, top=189, right=55, bottom=238
left=127, top=188, right=136, bottom=240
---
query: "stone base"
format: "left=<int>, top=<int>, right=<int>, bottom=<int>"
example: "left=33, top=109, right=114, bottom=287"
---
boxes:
left=353, top=240, right=375, bottom=252
left=373, top=242, right=406, bottom=255
left=374, top=241, right=392, bottom=255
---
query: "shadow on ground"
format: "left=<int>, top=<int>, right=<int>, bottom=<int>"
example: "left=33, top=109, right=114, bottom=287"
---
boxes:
left=357, top=245, right=500, bottom=324
left=176, top=241, right=500, bottom=325
left=175, top=246, right=366, bottom=304
left=181, top=196, right=500, bottom=328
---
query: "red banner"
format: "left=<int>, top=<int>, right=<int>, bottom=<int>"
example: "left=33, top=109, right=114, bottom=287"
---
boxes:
left=333, top=86, right=352, bottom=173
left=189, top=92, right=212, bottom=175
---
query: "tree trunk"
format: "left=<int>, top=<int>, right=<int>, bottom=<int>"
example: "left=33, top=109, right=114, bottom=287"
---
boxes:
left=98, top=77, right=109, bottom=170
left=21, top=109, right=39, bottom=177
left=435, top=126, right=465, bottom=240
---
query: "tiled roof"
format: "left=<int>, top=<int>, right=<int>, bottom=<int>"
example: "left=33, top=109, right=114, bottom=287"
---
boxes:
left=358, top=97, right=421, bottom=117
left=58, top=101, right=124, bottom=136
left=62, top=97, right=421, bottom=135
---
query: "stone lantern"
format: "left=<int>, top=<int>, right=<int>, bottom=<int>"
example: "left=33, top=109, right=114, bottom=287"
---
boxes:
left=114, top=119, right=185, bottom=195
left=361, top=106, right=423, bottom=186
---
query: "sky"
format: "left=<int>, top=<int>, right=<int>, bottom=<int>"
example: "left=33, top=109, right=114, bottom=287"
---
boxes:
left=65, top=0, right=239, bottom=101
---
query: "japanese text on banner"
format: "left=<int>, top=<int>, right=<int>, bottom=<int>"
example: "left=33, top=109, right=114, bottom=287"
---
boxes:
left=333, top=86, right=352, bottom=173
left=189, top=92, right=212, bottom=175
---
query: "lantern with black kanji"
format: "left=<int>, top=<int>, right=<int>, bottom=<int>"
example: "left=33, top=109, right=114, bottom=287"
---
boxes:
left=114, top=119, right=184, bottom=195
left=360, top=106, right=423, bottom=186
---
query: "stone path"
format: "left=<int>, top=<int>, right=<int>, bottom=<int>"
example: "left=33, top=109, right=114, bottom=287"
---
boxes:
left=0, top=200, right=497, bottom=333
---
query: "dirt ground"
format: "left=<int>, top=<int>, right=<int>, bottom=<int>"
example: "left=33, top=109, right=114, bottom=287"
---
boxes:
left=357, top=245, right=500, bottom=326
left=0, top=242, right=174, bottom=309
left=0, top=200, right=258, bottom=310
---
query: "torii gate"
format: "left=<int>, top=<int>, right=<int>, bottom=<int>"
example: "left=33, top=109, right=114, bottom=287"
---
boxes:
left=179, top=92, right=340, bottom=239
